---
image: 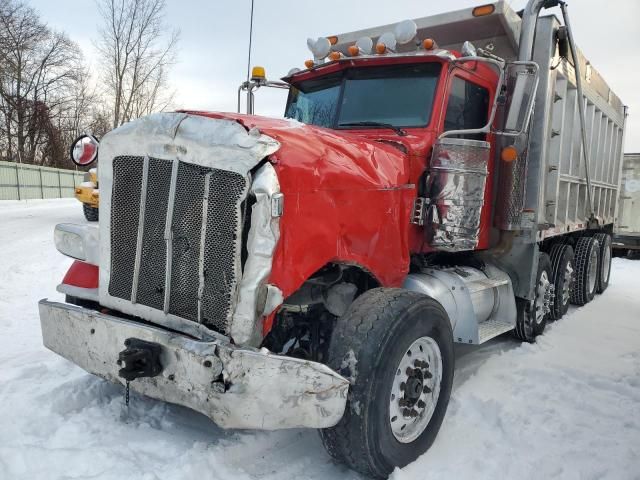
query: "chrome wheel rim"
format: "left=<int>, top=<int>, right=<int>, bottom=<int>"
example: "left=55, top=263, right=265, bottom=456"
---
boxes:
left=563, top=261, right=574, bottom=306
left=535, top=270, right=551, bottom=324
left=601, top=239, right=611, bottom=284
left=588, top=245, right=599, bottom=293
left=389, top=336, right=442, bottom=444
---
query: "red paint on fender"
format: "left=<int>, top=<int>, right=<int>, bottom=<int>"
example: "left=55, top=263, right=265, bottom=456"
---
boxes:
left=62, top=261, right=99, bottom=289
left=185, top=111, right=416, bottom=297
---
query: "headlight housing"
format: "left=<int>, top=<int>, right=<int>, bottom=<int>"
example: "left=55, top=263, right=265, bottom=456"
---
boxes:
left=54, top=224, right=99, bottom=264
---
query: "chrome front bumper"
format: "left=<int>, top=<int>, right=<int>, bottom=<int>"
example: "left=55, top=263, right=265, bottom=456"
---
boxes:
left=39, top=300, right=348, bottom=430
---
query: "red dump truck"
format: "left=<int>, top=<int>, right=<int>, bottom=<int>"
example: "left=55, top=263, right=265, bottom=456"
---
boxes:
left=42, top=0, right=627, bottom=476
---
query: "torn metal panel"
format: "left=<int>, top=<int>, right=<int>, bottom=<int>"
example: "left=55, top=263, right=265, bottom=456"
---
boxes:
left=39, top=300, right=349, bottom=430
left=231, top=163, right=282, bottom=346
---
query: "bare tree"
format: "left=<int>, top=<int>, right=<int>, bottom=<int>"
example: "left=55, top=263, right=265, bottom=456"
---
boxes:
left=95, top=0, right=179, bottom=129
left=0, top=0, right=86, bottom=167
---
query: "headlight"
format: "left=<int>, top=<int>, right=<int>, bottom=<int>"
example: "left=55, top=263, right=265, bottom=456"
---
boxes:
left=54, top=226, right=86, bottom=261
left=53, top=224, right=99, bottom=264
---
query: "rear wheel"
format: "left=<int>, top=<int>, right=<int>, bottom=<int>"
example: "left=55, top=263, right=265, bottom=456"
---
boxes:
left=549, top=243, right=575, bottom=320
left=570, top=236, right=600, bottom=306
left=83, top=203, right=99, bottom=222
left=320, top=288, right=454, bottom=478
left=593, top=233, right=612, bottom=293
left=514, top=252, right=553, bottom=342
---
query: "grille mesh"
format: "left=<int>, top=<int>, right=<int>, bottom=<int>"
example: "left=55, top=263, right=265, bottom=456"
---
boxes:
left=135, top=159, right=172, bottom=310
left=109, top=156, right=144, bottom=300
left=201, top=169, right=247, bottom=328
left=109, top=155, right=247, bottom=333
left=168, top=162, right=209, bottom=321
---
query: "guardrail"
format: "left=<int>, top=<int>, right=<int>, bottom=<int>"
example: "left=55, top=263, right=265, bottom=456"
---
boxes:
left=0, top=161, right=85, bottom=200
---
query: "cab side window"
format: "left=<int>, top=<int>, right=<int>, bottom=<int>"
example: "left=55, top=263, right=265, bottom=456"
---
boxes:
left=444, top=76, right=490, bottom=140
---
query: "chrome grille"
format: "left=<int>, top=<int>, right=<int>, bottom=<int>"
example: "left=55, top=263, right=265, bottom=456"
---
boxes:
left=109, top=155, right=247, bottom=333
left=109, top=156, right=144, bottom=300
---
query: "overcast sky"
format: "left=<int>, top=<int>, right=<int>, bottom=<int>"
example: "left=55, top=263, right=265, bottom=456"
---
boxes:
left=28, top=0, right=640, bottom=151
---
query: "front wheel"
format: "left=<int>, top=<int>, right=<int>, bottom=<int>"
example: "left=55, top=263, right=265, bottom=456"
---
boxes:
left=320, top=288, right=454, bottom=478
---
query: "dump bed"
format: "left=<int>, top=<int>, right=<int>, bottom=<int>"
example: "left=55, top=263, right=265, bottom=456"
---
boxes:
left=331, top=2, right=627, bottom=239
left=527, top=14, right=626, bottom=241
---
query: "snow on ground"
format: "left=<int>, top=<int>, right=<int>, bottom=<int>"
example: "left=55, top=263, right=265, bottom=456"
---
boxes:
left=0, top=199, right=638, bottom=480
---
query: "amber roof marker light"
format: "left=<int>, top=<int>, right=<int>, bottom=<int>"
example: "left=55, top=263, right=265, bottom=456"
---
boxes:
left=473, top=4, right=495, bottom=16
left=422, top=38, right=437, bottom=50
left=250, top=66, right=266, bottom=82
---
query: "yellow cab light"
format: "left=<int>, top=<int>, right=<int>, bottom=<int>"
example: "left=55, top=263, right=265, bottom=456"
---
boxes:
left=375, top=43, right=387, bottom=54
left=304, top=59, right=314, bottom=69
left=348, top=45, right=360, bottom=56
left=473, top=4, right=495, bottom=17
left=328, top=51, right=342, bottom=61
left=327, top=35, right=338, bottom=45
left=422, top=38, right=436, bottom=50
left=501, top=146, right=519, bottom=162
left=250, top=66, right=266, bottom=81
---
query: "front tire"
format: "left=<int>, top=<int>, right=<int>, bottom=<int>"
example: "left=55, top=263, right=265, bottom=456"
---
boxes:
left=320, top=288, right=454, bottom=478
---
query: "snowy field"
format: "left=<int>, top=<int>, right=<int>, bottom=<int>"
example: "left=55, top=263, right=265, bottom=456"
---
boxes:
left=0, top=199, right=639, bottom=480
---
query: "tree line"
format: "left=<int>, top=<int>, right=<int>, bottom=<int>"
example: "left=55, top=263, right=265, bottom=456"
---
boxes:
left=0, top=0, right=178, bottom=169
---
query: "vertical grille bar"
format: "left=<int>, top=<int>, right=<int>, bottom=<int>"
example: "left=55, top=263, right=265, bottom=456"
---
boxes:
left=197, top=172, right=212, bottom=323
left=130, top=155, right=150, bottom=304
left=163, top=160, right=180, bottom=314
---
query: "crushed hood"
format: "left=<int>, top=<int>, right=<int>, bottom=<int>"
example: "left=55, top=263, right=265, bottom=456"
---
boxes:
left=180, top=111, right=411, bottom=193
left=100, top=112, right=281, bottom=176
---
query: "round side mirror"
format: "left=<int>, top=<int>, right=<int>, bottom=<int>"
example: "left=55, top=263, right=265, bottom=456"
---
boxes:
left=70, top=134, right=99, bottom=166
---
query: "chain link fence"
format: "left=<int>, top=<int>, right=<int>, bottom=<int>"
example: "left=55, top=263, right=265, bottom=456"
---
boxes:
left=0, top=161, right=85, bottom=200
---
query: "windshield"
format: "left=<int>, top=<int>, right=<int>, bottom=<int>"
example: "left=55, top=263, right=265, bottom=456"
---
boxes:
left=285, top=63, right=442, bottom=130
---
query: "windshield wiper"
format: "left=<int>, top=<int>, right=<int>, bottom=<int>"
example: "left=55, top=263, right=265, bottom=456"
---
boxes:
left=338, top=121, right=407, bottom=137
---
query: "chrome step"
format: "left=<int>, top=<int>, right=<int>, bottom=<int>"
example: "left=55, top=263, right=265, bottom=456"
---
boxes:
left=478, top=318, right=514, bottom=344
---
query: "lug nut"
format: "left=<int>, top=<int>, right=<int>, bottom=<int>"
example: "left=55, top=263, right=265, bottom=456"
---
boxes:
left=417, top=400, right=426, bottom=409
left=398, top=398, right=408, bottom=407
left=406, top=367, right=415, bottom=376
left=403, top=408, right=412, bottom=417
left=424, top=371, right=433, bottom=379
left=423, top=385, right=432, bottom=393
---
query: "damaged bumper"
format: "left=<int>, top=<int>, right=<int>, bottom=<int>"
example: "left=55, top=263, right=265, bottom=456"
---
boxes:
left=39, top=300, right=349, bottom=429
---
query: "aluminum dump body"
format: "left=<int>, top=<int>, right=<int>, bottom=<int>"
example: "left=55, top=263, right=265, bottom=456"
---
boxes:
left=527, top=15, right=626, bottom=241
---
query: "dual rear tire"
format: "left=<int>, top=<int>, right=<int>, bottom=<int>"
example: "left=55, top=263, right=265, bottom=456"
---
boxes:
left=515, top=232, right=612, bottom=342
left=549, top=243, right=575, bottom=320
